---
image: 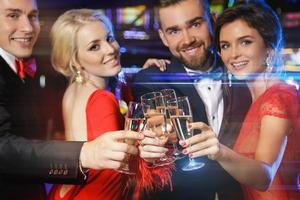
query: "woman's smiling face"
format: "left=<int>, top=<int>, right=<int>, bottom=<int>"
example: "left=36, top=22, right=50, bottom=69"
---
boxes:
left=219, top=19, right=269, bottom=80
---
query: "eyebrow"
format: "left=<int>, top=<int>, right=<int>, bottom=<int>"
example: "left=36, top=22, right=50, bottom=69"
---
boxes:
left=164, top=16, right=205, bottom=32
left=220, top=35, right=254, bottom=43
left=5, top=8, right=39, bottom=15
left=5, top=8, right=22, bottom=13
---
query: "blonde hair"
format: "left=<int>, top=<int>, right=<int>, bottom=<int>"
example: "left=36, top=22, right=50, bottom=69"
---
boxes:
left=50, top=9, right=114, bottom=77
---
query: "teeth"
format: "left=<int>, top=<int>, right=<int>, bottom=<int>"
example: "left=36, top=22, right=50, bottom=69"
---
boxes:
left=104, top=58, right=116, bottom=64
left=183, top=47, right=198, bottom=56
left=13, top=38, right=31, bottom=43
left=232, top=61, right=248, bottom=68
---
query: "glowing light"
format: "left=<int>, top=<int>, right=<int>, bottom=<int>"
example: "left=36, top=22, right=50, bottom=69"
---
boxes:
left=228, top=0, right=235, bottom=8
left=286, top=78, right=299, bottom=90
left=120, top=47, right=127, bottom=53
left=39, top=75, right=46, bottom=88
left=123, top=30, right=150, bottom=40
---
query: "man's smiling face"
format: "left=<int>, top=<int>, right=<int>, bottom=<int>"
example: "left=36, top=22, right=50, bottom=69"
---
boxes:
left=0, top=0, right=40, bottom=59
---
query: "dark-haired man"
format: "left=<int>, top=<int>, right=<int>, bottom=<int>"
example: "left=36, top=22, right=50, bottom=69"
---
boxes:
left=133, top=0, right=251, bottom=199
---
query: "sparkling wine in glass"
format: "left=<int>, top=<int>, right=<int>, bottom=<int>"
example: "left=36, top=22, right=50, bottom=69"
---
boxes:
left=160, top=89, right=184, bottom=160
left=119, top=102, right=144, bottom=175
left=167, top=96, right=205, bottom=171
left=124, top=102, right=146, bottom=133
left=141, top=92, right=175, bottom=166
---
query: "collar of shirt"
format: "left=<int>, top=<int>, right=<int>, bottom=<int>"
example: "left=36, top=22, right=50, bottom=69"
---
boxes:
left=184, top=65, right=223, bottom=81
left=184, top=66, right=224, bottom=135
left=184, top=66, right=213, bottom=75
left=0, top=48, right=17, bottom=73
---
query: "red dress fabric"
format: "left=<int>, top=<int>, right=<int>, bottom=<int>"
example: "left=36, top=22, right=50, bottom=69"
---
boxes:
left=49, top=90, right=174, bottom=200
left=49, top=90, right=125, bottom=200
left=233, top=83, right=300, bottom=200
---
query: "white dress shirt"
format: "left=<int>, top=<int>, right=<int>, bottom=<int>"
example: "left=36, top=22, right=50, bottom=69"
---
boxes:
left=0, top=48, right=17, bottom=73
left=185, top=67, right=224, bottom=135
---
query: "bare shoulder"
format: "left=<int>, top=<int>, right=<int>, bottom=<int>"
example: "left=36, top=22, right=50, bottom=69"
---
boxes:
left=63, top=83, right=97, bottom=108
left=62, top=83, right=97, bottom=141
left=63, top=84, right=77, bottom=110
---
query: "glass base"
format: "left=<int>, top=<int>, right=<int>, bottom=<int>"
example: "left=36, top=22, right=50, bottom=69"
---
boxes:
left=117, top=169, right=135, bottom=175
left=154, top=156, right=176, bottom=167
left=182, top=160, right=205, bottom=171
left=173, top=151, right=185, bottom=160
left=116, top=165, right=136, bottom=175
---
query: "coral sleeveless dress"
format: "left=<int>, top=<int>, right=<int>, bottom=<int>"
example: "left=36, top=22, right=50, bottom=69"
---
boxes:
left=234, top=83, right=300, bottom=200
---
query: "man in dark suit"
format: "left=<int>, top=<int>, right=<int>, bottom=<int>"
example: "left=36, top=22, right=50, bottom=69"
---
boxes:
left=0, top=0, right=142, bottom=199
left=132, top=0, right=251, bottom=199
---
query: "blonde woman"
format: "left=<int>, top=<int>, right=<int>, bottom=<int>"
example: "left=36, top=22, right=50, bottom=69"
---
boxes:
left=49, top=9, right=173, bottom=200
left=49, top=9, right=129, bottom=200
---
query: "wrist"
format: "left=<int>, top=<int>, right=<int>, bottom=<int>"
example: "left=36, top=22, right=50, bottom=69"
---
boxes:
left=79, top=142, right=89, bottom=169
left=79, top=142, right=89, bottom=180
left=214, top=144, right=225, bottom=161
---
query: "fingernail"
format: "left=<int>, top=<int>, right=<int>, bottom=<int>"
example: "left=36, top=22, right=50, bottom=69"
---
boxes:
left=139, top=134, right=144, bottom=139
left=182, top=150, right=187, bottom=154
left=189, top=153, right=193, bottom=158
left=179, top=141, right=187, bottom=147
left=188, top=124, right=192, bottom=129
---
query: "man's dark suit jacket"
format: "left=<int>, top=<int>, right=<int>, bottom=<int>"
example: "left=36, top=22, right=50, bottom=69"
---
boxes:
left=132, top=57, right=252, bottom=200
left=0, top=56, right=85, bottom=199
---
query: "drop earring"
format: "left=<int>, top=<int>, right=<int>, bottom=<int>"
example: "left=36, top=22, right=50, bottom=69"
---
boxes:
left=228, top=72, right=232, bottom=87
left=266, top=55, right=271, bottom=68
left=74, top=68, right=84, bottom=84
left=264, top=54, right=273, bottom=84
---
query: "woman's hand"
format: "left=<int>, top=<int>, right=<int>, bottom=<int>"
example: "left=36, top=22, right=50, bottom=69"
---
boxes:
left=143, top=58, right=170, bottom=71
left=179, top=122, right=223, bottom=160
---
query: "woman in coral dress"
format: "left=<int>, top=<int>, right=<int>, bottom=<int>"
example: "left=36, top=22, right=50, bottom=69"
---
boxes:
left=48, top=9, right=172, bottom=200
left=233, top=83, right=299, bottom=199
left=179, top=2, right=300, bottom=200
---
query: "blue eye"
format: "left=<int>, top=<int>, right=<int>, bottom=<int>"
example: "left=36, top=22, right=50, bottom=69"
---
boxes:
left=89, top=44, right=100, bottom=51
left=191, top=22, right=201, bottom=28
left=28, top=14, right=39, bottom=22
left=7, top=13, right=19, bottom=20
left=220, top=43, right=229, bottom=50
left=241, top=40, right=252, bottom=46
left=167, top=29, right=179, bottom=35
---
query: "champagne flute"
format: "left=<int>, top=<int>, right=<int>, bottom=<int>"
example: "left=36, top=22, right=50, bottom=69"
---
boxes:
left=119, top=101, right=145, bottom=175
left=160, top=89, right=184, bottom=160
left=141, top=92, right=175, bottom=166
left=167, top=96, right=205, bottom=171
left=125, top=101, right=146, bottom=133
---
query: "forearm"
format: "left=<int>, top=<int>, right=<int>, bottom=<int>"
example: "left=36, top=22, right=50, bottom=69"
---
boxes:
left=217, top=144, right=272, bottom=191
left=0, top=132, right=85, bottom=184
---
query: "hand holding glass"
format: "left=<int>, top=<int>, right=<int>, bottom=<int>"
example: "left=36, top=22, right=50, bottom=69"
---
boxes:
left=160, top=89, right=184, bottom=160
left=119, top=101, right=144, bottom=174
left=141, top=92, right=175, bottom=166
left=167, top=96, right=205, bottom=171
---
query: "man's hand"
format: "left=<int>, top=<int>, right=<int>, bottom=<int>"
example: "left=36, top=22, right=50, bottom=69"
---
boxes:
left=79, top=130, right=144, bottom=170
left=143, top=58, right=170, bottom=71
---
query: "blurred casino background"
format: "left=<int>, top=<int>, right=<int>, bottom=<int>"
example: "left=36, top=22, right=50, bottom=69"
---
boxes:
left=33, top=0, right=300, bottom=139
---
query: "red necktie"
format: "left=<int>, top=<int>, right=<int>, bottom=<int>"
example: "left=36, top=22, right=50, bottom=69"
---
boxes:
left=15, top=58, right=37, bottom=79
